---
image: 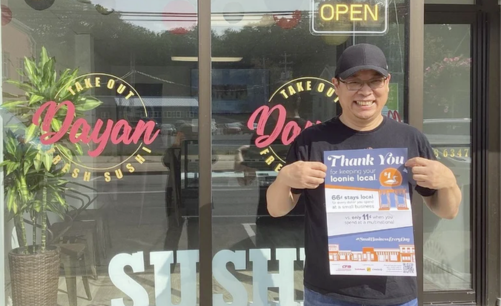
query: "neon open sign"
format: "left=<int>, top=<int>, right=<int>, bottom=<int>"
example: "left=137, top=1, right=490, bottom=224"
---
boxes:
left=320, top=4, right=379, bottom=21
left=310, top=0, right=388, bottom=35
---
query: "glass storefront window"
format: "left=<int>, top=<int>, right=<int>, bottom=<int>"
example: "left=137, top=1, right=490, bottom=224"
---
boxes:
left=0, top=1, right=479, bottom=305
left=210, top=1, right=409, bottom=304
left=1, top=1, right=201, bottom=305
left=423, top=23, right=472, bottom=291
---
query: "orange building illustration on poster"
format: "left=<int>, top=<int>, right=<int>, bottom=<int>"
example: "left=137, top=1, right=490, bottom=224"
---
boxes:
left=328, top=244, right=416, bottom=263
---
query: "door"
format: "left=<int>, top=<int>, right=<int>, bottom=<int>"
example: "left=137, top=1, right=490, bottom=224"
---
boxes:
left=423, top=10, right=476, bottom=304
left=209, top=1, right=411, bottom=305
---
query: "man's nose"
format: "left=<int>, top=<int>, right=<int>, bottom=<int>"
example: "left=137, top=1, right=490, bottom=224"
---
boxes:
left=358, top=83, right=373, bottom=95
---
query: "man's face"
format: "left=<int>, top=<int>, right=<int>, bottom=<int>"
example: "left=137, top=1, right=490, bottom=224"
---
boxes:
left=333, top=70, right=391, bottom=123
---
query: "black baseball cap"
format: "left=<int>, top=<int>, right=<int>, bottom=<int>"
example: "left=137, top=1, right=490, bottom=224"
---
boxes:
left=334, top=43, right=389, bottom=79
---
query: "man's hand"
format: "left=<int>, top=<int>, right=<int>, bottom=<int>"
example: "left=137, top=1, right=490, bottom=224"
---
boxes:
left=405, top=157, right=461, bottom=219
left=405, top=157, right=456, bottom=189
left=277, top=161, right=327, bottom=189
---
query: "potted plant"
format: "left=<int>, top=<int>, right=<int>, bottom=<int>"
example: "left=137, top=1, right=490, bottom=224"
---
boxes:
left=1, top=47, right=102, bottom=306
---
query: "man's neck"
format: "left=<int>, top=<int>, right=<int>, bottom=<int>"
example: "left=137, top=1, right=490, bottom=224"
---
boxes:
left=339, top=114, right=384, bottom=131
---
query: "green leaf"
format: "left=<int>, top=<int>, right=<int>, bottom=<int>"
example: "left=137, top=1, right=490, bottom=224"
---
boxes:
left=4, top=141, right=18, bottom=158
left=50, top=119, right=62, bottom=133
left=74, top=143, right=83, bottom=156
left=28, top=94, right=45, bottom=106
left=6, top=189, right=16, bottom=213
left=6, top=79, right=34, bottom=92
left=56, top=179, right=67, bottom=186
left=34, top=152, right=42, bottom=171
left=17, top=175, right=30, bottom=205
left=40, top=47, right=49, bottom=68
left=52, top=192, right=65, bottom=207
left=56, top=73, right=78, bottom=101
left=24, top=58, right=39, bottom=84
left=70, top=69, right=79, bottom=80
left=42, top=60, right=55, bottom=94
left=24, top=147, right=39, bottom=161
left=55, top=144, right=72, bottom=159
left=7, top=162, right=20, bottom=176
left=58, top=69, right=71, bottom=82
left=42, top=151, right=53, bottom=172
left=23, top=160, right=32, bottom=176
left=32, top=200, right=41, bottom=213
left=52, top=70, right=57, bottom=88
left=24, top=124, right=38, bottom=144
left=46, top=199, right=66, bottom=218
left=4, top=124, right=23, bottom=133
left=43, top=57, right=55, bottom=78
left=75, top=97, right=102, bottom=111
left=1, top=101, right=28, bottom=110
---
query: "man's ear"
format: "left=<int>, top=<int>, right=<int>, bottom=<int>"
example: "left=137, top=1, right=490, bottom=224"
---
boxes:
left=385, top=74, right=392, bottom=91
left=332, top=77, right=340, bottom=89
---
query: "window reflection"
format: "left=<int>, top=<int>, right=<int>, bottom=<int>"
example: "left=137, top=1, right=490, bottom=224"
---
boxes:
left=423, top=24, right=472, bottom=291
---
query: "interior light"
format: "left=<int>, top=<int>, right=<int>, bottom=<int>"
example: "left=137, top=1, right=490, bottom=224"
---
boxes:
left=171, top=56, right=243, bottom=62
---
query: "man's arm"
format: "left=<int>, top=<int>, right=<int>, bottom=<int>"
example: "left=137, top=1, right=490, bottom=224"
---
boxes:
left=423, top=183, right=461, bottom=219
left=406, top=157, right=461, bottom=219
left=266, top=161, right=326, bottom=217
left=266, top=177, right=301, bottom=217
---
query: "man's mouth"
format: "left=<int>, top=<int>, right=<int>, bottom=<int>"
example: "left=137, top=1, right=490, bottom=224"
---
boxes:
left=355, top=101, right=375, bottom=106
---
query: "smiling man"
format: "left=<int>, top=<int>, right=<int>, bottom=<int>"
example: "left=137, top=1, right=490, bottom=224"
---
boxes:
left=266, top=43, right=462, bottom=306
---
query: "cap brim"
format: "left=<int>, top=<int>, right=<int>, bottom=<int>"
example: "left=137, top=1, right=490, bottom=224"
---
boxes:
left=337, top=65, right=389, bottom=79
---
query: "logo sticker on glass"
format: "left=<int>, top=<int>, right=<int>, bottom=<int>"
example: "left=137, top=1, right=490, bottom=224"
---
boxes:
left=33, top=73, right=159, bottom=183
left=310, top=0, right=389, bottom=35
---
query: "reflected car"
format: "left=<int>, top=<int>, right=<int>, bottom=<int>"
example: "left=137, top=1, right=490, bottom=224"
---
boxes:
left=423, top=118, right=471, bottom=146
left=223, top=122, right=245, bottom=134
left=186, top=120, right=217, bottom=134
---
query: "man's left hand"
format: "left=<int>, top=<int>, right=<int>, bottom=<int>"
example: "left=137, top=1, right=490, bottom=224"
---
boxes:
left=405, top=157, right=456, bottom=190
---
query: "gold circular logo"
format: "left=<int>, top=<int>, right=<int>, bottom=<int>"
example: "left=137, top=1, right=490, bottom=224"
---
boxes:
left=248, top=77, right=338, bottom=172
left=30, top=72, right=160, bottom=182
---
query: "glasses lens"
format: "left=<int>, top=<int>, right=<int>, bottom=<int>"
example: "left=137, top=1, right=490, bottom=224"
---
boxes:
left=347, top=82, right=363, bottom=91
left=369, top=79, right=385, bottom=89
left=343, top=78, right=386, bottom=91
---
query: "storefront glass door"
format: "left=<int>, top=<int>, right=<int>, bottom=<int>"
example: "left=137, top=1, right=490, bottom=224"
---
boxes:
left=0, top=1, right=481, bottom=305
left=210, top=1, right=410, bottom=305
left=422, top=10, right=477, bottom=304
left=423, top=23, right=472, bottom=292
left=1, top=0, right=201, bottom=305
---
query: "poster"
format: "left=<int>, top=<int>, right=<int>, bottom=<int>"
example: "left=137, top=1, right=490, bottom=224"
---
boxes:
left=323, top=148, right=416, bottom=276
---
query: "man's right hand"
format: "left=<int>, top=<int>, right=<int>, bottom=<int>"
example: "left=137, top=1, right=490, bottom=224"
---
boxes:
left=277, top=161, right=327, bottom=189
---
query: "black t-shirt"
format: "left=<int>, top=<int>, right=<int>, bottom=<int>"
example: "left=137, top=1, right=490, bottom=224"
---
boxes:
left=285, top=116, right=437, bottom=305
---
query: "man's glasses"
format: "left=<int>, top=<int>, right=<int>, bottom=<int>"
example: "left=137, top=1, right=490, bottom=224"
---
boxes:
left=339, top=77, right=387, bottom=91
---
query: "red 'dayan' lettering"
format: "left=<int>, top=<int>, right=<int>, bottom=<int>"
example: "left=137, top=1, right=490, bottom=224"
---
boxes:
left=247, top=104, right=321, bottom=148
left=33, top=101, right=159, bottom=157
left=387, top=110, right=402, bottom=122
